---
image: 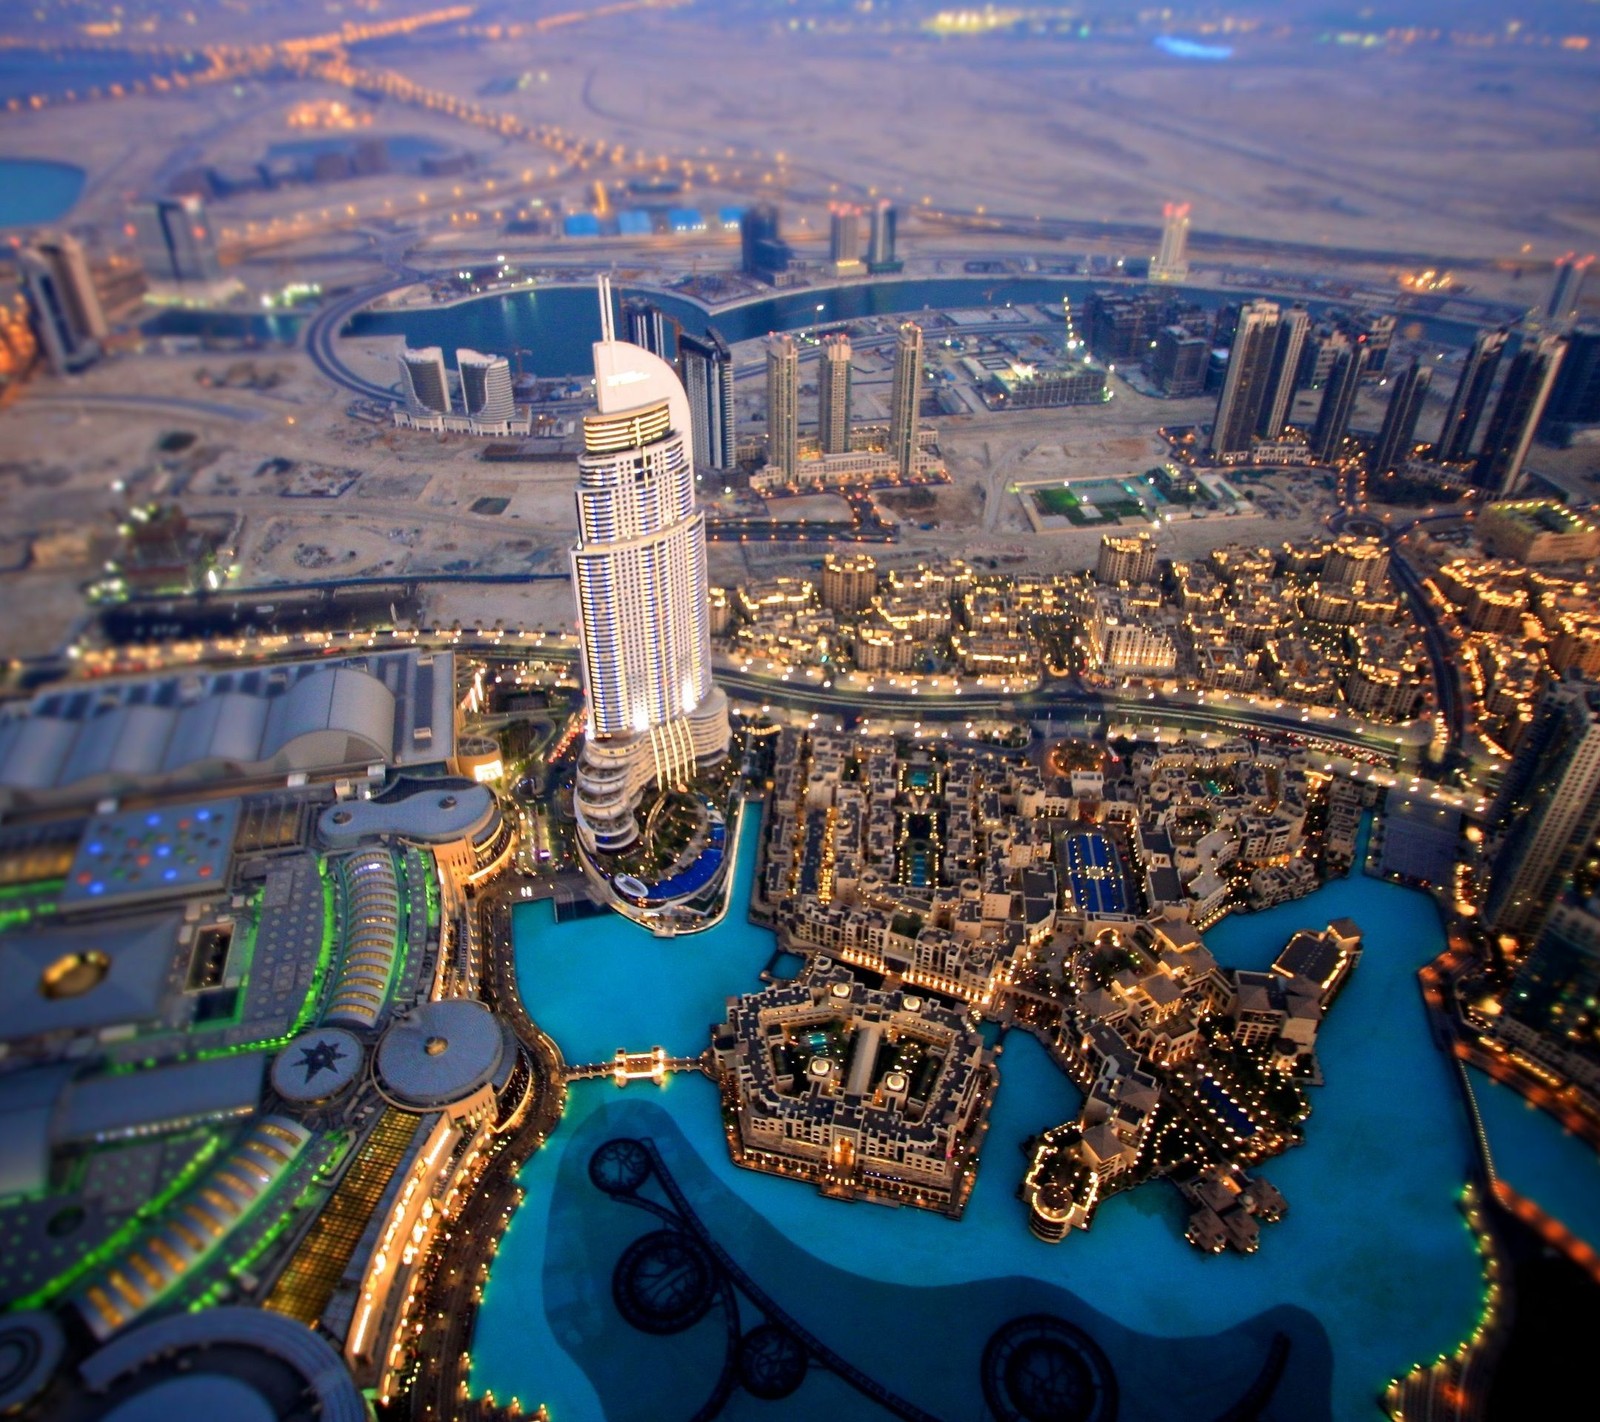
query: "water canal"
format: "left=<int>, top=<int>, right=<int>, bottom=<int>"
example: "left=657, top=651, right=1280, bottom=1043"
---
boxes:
left=346, top=277, right=1485, bottom=382
left=476, top=812, right=1490, bottom=1420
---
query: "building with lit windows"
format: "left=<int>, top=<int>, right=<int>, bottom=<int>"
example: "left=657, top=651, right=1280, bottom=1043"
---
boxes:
left=570, top=279, right=730, bottom=857
left=1487, top=680, right=1600, bottom=937
left=888, top=322, right=925, bottom=480
left=818, top=334, right=853, bottom=454
left=766, top=333, right=800, bottom=480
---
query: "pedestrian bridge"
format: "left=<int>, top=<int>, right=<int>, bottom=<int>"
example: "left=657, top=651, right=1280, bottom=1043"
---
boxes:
left=564, top=1047, right=713, bottom=1086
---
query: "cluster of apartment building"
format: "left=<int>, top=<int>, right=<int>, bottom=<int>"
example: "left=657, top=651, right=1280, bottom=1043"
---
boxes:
left=1412, top=502, right=1600, bottom=755
left=712, top=962, right=995, bottom=1216
left=1090, top=531, right=1432, bottom=723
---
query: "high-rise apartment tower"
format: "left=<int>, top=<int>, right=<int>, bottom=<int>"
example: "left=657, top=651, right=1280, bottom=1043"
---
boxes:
left=19, top=233, right=107, bottom=374
left=569, top=278, right=729, bottom=854
left=818, top=335, right=853, bottom=454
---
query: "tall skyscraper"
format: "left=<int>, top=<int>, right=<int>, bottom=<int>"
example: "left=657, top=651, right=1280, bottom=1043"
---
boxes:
left=1544, top=253, right=1594, bottom=326
left=621, top=298, right=680, bottom=366
left=1541, top=325, right=1600, bottom=438
left=1487, top=680, right=1600, bottom=937
left=1150, top=201, right=1191, bottom=282
left=679, top=328, right=736, bottom=471
left=1501, top=895, right=1600, bottom=1062
left=1257, top=305, right=1310, bottom=440
left=829, top=205, right=863, bottom=275
left=1309, top=335, right=1368, bottom=462
left=457, top=349, right=515, bottom=425
left=1367, top=361, right=1433, bottom=477
left=131, top=194, right=223, bottom=288
left=867, top=201, right=900, bottom=273
left=1150, top=325, right=1207, bottom=398
left=740, top=203, right=791, bottom=284
left=1436, top=327, right=1508, bottom=463
left=1209, top=300, right=1279, bottom=459
left=765, top=335, right=799, bottom=479
left=570, top=278, right=729, bottom=855
left=398, top=347, right=450, bottom=415
left=1474, top=332, right=1565, bottom=495
left=818, top=335, right=853, bottom=454
left=888, top=321, right=925, bottom=479
left=18, top=233, right=107, bottom=374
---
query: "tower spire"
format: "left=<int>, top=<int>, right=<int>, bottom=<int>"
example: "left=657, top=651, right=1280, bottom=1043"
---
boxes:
left=597, top=273, right=615, bottom=344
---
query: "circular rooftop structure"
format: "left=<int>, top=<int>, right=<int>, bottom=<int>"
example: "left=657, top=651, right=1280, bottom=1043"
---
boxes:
left=271, top=1027, right=363, bottom=1105
left=103, top=1375, right=279, bottom=1422
left=0, top=1311, right=63, bottom=1414
left=376, top=998, right=504, bottom=1111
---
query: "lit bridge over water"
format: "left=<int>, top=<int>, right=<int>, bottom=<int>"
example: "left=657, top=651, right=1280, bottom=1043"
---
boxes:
left=564, top=1047, right=715, bottom=1086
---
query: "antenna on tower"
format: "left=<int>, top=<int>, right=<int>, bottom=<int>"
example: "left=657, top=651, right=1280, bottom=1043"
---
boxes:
left=596, top=273, right=615, bottom=344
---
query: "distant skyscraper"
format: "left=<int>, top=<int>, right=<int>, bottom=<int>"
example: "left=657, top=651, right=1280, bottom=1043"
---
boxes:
left=888, top=322, right=925, bottom=479
left=1367, top=361, right=1433, bottom=477
left=1544, top=253, right=1593, bottom=325
left=399, top=347, right=450, bottom=415
left=740, top=203, right=791, bottom=284
left=1150, top=201, right=1191, bottom=282
left=1309, top=335, right=1368, bottom=462
left=131, top=194, right=222, bottom=288
left=829, top=205, right=864, bottom=275
left=1150, top=325, right=1207, bottom=398
left=766, top=334, right=799, bottom=479
left=1257, top=305, right=1310, bottom=440
left=679, top=327, right=736, bottom=471
left=621, top=298, right=680, bottom=366
left=18, top=233, right=107, bottom=374
left=1209, top=299, right=1279, bottom=458
left=457, top=349, right=515, bottom=425
left=818, top=335, right=853, bottom=454
left=570, top=278, right=728, bottom=854
left=1541, top=325, right=1600, bottom=437
left=867, top=201, right=901, bottom=273
left=1437, top=327, right=1507, bottom=463
left=1487, top=680, right=1600, bottom=937
left=1500, top=895, right=1600, bottom=1062
left=1474, top=332, right=1565, bottom=495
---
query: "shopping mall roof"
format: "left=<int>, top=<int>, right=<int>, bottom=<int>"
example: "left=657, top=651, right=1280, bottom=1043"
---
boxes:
left=317, top=778, right=497, bottom=849
left=60, top=799, right=238, bottom=911
left=376, top=998, right=504, bottom=1111
left=0, top=912, right=182, bottom=1041
left=0, top=650, right=456, bottom=812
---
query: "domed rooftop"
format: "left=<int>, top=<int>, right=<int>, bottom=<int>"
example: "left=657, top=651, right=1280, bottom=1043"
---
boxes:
left=271, top=1028, right=363, bottom=1104
left=376, top=998, right=504, bottom=1111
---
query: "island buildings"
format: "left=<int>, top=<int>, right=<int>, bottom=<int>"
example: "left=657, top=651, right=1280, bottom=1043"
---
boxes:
left=569, top=278, right=730, bottom=862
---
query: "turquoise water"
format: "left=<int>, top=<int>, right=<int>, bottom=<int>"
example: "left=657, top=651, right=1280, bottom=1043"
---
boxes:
left=479, top=814, right=1486, bottom=1419
left=1470, top=1066, right=1600, bottom=1256
left=0, top=158, right=85, bottom=228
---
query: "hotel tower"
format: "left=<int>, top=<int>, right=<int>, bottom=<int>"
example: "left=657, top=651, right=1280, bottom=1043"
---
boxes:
left=570, top=278, right=730, bottom=854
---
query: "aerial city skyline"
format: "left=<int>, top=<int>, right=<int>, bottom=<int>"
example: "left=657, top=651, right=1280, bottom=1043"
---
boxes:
left=0, top=2, right=1597, bottom=1420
